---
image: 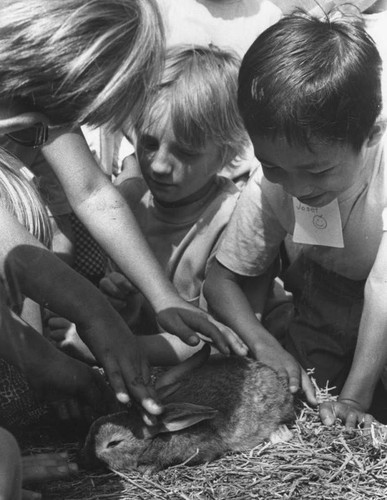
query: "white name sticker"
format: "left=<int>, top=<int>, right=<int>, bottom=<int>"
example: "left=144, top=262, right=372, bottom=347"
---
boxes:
left=292, top=198, right=344, bottom=248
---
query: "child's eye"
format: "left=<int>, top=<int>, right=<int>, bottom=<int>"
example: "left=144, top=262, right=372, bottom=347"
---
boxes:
left=176, top=147, right=200, bottom=159
left=313, top=167, right=335, bottom=177
left=139, top=136, right=159, bottom=152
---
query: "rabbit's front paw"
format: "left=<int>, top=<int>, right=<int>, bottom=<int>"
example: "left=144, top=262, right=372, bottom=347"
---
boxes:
left=269, top=424, right=293, bottom=444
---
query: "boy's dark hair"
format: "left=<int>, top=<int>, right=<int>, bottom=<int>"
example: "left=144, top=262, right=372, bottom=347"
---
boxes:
left=238, top=10, right=382, bottom=151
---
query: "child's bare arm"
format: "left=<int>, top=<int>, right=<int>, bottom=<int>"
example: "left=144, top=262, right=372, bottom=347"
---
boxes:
left=0, top=293, right=117, bottom=419
left=41, top=127, right=247, bottom=356
left=204, top=259, right=316, bottom=403
left=0, top=205, right=161, bottom=414
left=320, top=229, right=387, bottom=427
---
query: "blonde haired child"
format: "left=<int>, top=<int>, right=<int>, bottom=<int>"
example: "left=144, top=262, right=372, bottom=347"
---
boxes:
left=0, top=154, right=52, bottom=249
left=100, top=45, right=253, bottom=362
left=0, top=0, right=243, bottom=416
left=52, top=46, right=251, bottom=364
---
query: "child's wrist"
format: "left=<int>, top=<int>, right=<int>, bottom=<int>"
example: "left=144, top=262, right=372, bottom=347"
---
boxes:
left=148, top=286, right=183, bottom=314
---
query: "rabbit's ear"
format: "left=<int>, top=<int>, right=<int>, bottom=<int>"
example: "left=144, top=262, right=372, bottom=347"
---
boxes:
left=158, top=402, right=218, bottom=433
left=156, top=344, right=211, bottom=391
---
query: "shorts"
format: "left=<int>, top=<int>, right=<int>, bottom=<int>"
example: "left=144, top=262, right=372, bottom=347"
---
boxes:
left=283, top=253, right=364, bottom=393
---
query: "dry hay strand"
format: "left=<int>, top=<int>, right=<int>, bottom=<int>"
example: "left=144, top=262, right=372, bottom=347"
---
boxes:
left=26, top=383, right=387, bottom=500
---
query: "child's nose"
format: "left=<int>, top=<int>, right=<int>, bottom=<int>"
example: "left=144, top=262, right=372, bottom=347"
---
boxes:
left=150, top=150, right=172, bottom=175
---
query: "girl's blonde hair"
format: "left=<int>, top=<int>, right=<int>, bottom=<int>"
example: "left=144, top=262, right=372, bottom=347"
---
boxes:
left=135, top=45, right=250, bottom=167
left=0, top=0, right=164, bottom=130
left=0, top=151, right=52, bottom=249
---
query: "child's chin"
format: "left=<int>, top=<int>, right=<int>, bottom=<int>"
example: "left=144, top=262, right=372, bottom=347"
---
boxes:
left=298, top=192, right=335, bottom=208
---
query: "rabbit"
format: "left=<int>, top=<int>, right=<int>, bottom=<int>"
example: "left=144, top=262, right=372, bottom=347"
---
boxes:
left=82, top=344, right=295, bottom=473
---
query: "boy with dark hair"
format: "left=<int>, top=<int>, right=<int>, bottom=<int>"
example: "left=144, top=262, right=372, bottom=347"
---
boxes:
left=204, top=10, right=387, bottom=425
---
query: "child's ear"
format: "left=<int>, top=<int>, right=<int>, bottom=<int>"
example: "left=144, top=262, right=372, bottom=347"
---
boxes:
left=365, top=121, right=387, bottom=148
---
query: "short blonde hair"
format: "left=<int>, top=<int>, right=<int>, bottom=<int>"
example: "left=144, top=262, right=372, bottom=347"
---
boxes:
left=0, top=0, right=164, bottom=130
left=0, top=150, right=52, bottom=248
left=135, top=45, right=250, bottom=166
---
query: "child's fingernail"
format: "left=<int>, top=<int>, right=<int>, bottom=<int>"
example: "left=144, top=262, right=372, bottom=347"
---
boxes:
left=116, top=392, right=130, bottom=404
left=143, top=412, right=157, bottom=426
left=144, top=399, right=163, bottom=415
left=188, top=335, right=199, bottom=345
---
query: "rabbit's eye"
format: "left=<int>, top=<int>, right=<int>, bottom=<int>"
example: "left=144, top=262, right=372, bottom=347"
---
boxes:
left=107, top=439, right=123, bottom=448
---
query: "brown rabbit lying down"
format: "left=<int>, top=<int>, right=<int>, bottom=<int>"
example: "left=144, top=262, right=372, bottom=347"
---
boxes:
left=82, top=346, right=295, bottom=472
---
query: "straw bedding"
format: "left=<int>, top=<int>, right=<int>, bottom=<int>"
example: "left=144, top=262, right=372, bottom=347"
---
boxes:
left=21, top=383, right=387, bottom=500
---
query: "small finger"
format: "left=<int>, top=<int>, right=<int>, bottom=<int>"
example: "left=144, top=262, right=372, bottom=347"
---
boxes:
left=23, top=461, right=78, bottom=482
left=47, top=328, right=66, bottom=341
left=171, top=320, right=201, bottom=348
left=139, top=396, right=163, bottom=416
left=128, top=376, right=163, bottom=416
left=208, top=319, right=248, bottom=356
left=112, top=273, right=137, bottom=293
left=99, top=276, right=124, bottom=298
left=22, top=490, right=42, bottom=500
left=139, top=361, right=162, bottom=418
left=319, top=402, right=336, bottom=426
left=22, top=453, right=66, bottom=467
left=191, top=317, right=229, bottom=355
left=345, top=411, right=359, bottom=430
left=103, top=358, right=130, bottom=404
left=362, top=413, right=375, bottom=429
left=287, top=367, right=300, bottom=395
left=301, top=370, right=317, bottom=405
left=141, top=409, right=158, bottom=427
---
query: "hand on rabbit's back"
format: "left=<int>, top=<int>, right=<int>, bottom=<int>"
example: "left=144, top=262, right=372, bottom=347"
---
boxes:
left=83, top=354, right=294, bottom=472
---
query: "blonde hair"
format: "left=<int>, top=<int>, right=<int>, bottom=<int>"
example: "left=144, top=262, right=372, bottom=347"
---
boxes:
left=0, top=0, right=164, bottom=130
left=135, top=45, right=250, bottom=166
left=0, top=151, right=52, bottom=248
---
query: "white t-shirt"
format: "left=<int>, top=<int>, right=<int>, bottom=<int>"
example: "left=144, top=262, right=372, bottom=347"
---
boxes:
left=123, top=175, right=240, bottom=307
left=156, top=0, right=281, bottom=57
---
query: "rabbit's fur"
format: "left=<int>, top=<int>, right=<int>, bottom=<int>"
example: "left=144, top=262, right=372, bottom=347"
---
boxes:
left=82, top=351, right=294, bottom=472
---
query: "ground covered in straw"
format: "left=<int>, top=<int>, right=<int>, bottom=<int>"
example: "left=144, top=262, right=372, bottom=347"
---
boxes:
left=20, top=387, right=387, bottom=500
